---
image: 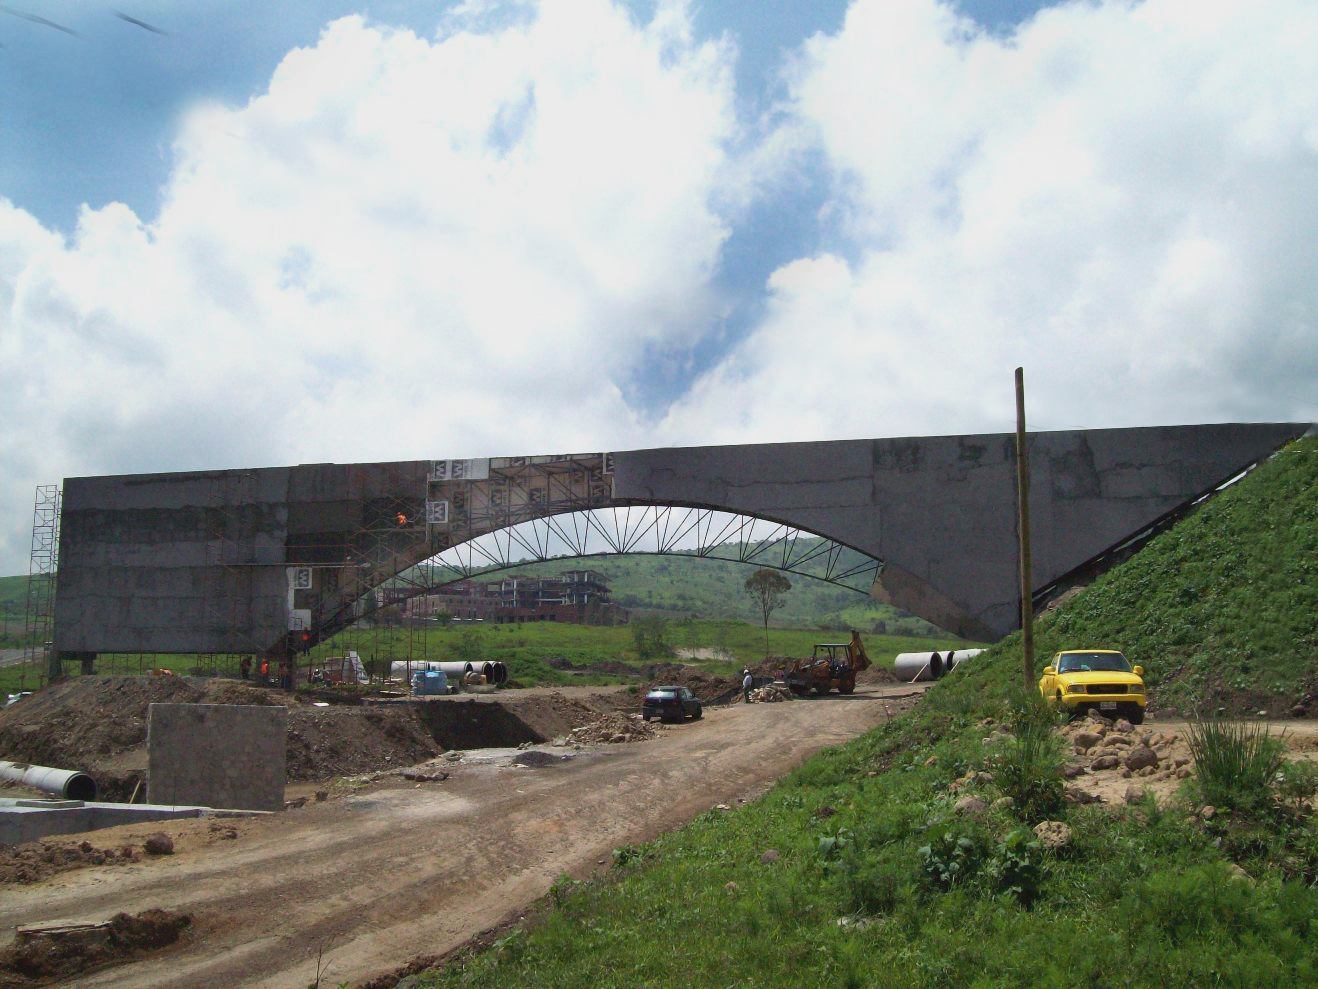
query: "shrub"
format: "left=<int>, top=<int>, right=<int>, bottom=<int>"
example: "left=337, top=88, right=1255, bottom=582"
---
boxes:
left=987, top=828, right=1044, bottom=906
left=990, top=694, right=1066, bottom=823
left=1185, top=717, right=1285, bottom=816
left=1275, top=760, right=1317, bottom=816
left=630, top=617, right=671, bottom=660
left=917, top=828, right=987, bottom=890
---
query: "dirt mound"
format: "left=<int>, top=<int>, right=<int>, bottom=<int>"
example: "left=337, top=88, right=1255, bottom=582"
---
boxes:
left=644, top=668, right=740, bottom=705
left=285, top=707, right=440, bottom=781
left=0, top=839, right=138, bottom=886
left=854, top=661, right=896, bottom=685
left=0, top=909, right=189, bottom=986
left=0, top=676, right=444, bottom=789
left=201, top=681, right=285, bottom=706
left=564, top=713, right=660, bottom=744
left=0, top=676, right=201, bottom=773
left=498, top=691, right=628, bottom=737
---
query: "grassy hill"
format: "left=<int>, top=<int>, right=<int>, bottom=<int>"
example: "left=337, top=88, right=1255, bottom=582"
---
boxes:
left=407, top=439, right=1316, bottom=989
left=1032, top=437, right=1316, bottom=716
left=0, top=574, right=27, bottom=647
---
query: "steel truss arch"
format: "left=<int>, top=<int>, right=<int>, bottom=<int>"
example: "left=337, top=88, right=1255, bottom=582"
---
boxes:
left=329, top=505, right=885, bottom=635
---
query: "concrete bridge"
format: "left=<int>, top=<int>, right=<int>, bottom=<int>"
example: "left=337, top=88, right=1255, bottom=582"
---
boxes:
left=50, top=422, right=1307, bottom=676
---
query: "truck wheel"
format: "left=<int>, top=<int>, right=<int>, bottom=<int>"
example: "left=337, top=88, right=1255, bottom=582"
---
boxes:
left=838, top=682, right=855, bottom=695
left=1127, top=706, right=1145, bottom=725
left=693, top=705, right=703, bottom=720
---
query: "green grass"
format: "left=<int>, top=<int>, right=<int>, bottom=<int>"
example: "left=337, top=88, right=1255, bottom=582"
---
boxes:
left=404, top=440, right=1316, bottom=989
left=0, top=574, right=29, bottom=648
left=1037, top=437, right=1316, bottom=714
left=295, top=620, right=967, bottom=688
left=0, top=619, right=969, bottom=697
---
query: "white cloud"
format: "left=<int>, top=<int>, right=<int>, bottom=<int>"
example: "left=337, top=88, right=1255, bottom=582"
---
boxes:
left=0, top=2, right=737, bottom=571
left=663, top=0, right=1318, bottom=443
left=2, top=0, right=1314, bottom=577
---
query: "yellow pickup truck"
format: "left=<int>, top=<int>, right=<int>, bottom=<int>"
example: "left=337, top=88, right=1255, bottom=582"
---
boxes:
left=1039, top=649, right=1147, bottom=724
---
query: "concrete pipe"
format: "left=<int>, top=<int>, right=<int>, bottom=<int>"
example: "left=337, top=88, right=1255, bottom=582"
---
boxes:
left=433, top=662, right=477, bottom=679
left=488, top=661, right=508, bottom=685
left=894, top=652, right=947, bottom=683
left=389, top=660, right=435, bottom=679
left=0, top=760, right=98, bottom=801
left=945, top=649, right=985, bottom=671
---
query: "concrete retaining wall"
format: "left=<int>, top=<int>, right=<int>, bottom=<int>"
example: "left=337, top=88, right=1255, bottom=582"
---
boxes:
left=147, top=703, right=286, bottom=811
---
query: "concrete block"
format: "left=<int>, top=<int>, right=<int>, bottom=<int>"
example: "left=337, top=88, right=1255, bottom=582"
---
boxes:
left=147, top=704, right=286, bottom=811
left=0, top=798, right=210, bottom=845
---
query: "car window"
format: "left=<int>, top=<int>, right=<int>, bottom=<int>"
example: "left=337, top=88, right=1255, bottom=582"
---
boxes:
left=1057, top=653, right=1131, bottom=673
left=647, top=689, right=676, bottom=699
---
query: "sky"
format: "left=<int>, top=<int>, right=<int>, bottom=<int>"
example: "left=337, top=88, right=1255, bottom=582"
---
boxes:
left=0, top=0, right=1315, bottom=575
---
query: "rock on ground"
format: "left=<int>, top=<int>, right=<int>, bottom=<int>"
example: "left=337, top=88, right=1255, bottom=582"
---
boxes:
left=1033, top=820, right=1072, bottom=851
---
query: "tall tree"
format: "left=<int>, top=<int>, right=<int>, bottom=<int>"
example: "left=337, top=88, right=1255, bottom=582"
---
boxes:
left=744, top=569, right=792, bottom=659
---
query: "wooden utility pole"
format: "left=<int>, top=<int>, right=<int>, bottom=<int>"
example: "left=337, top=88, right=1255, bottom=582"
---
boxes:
left=1015, top=367, right=1035, bottom=691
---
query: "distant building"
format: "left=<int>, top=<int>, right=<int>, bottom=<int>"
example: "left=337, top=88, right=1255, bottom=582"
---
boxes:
left=402, top=570, right=627, bottom=625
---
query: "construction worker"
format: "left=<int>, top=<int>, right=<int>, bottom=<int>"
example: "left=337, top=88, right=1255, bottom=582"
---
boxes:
left=239, top=656, right=252, bottom=680
left=742, top=668, right=753, bottom=703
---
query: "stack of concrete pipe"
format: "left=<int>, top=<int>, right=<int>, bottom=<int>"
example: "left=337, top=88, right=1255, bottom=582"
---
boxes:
left=449, top=661, right=507, bottom=686
left=893, top=649, right=984, bottom=682
left=389, top=660, right=463, bottom=681
left=387, top=660, right=508, bottom=687
left=0, top=760, right=98, bottom=801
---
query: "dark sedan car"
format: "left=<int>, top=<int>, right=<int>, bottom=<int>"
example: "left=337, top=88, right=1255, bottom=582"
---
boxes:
left=642, top=685, right=703, bottom=722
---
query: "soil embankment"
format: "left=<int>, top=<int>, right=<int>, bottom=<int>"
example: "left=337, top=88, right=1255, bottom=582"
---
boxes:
left=0, top=678, right=641, bottom=800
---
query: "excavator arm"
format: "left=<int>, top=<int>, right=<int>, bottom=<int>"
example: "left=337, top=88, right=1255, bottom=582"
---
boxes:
left=847, top=630, right=871, bottom=673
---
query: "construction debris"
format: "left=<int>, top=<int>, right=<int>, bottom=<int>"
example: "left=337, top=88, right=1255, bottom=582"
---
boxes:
left=563, top=713, right=660, bottom=745
left=747, top=684, right=793, bottom=703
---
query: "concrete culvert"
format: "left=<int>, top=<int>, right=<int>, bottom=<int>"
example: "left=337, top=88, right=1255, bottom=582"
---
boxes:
left=893, top=652, right=946, bottom=682
left=0, top=760, right=99, bottom=801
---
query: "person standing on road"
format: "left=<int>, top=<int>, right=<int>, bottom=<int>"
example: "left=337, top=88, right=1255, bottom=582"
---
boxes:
left=742, top=668, right=753, bottom=703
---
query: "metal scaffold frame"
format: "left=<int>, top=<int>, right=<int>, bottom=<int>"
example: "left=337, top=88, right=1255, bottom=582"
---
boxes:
left=18, top=484, right=60, bottom=692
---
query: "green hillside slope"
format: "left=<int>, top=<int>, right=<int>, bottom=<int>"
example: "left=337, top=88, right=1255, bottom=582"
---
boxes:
left=1033, top=437, right=1316, bottom=715
left=412, top=439, right=1316, bottom=989
left=0, top=574, right=27, bottom=647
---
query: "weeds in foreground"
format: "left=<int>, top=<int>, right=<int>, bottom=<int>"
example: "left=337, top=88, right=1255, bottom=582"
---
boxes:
left=1185, top=717, right=1285, bottom=816
left=990, top=692, right=1066, bottom=823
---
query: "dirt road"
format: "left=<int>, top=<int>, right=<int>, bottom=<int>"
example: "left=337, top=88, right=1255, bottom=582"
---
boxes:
left=0, top=683, right=922, bottom=988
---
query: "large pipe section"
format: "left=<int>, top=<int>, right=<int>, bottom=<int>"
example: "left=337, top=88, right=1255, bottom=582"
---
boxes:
left=0, top=760, right=98, bottom=801
left=893, top=649, right=985, bottom=682
left=386, top=660, right=508, bottom=686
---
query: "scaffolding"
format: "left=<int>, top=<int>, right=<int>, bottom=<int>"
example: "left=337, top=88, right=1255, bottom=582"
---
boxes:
left=18, top=484, right=60, bottom=692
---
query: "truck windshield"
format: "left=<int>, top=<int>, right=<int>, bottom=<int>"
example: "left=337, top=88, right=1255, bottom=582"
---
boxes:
left=1057, top=653, right=1131, bottom=673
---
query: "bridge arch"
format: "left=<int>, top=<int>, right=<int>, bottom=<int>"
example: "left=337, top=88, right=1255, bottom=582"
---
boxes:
left=319, top=504, right=885, bottom=644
